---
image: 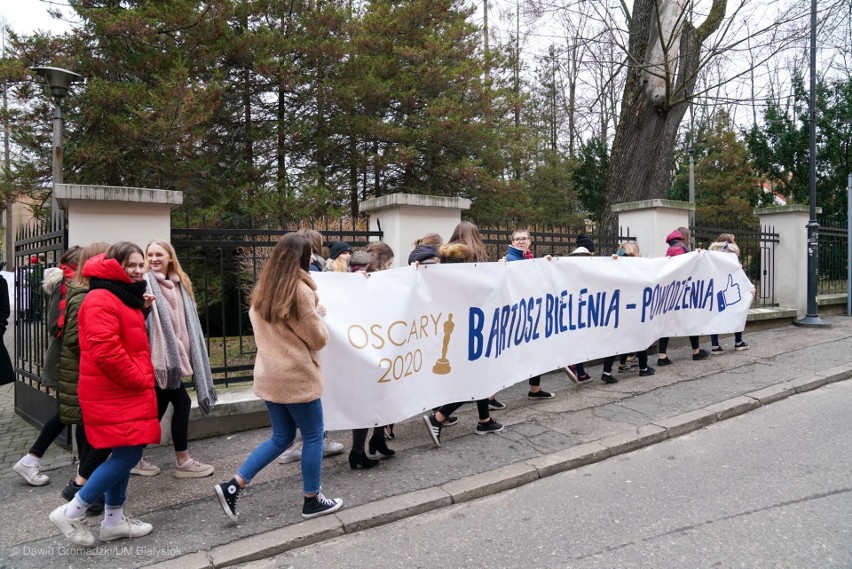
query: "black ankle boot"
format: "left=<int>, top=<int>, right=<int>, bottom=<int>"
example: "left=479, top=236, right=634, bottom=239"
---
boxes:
left=348, top=451, right=379, bottom=470
left=368, top=434, right=396, bottom=456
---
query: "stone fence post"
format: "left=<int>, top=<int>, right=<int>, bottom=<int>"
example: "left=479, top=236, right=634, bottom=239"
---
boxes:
left=756, top=205, right=819, bottom=317
left=611, top=199, right=693, bottom=258
left=360, top=193, right=472, bottom=267
left=54, top=184, right=183, bottom=248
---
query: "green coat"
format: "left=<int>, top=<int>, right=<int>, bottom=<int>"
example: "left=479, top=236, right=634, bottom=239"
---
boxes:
left=58, top=283, right=88, bottom=425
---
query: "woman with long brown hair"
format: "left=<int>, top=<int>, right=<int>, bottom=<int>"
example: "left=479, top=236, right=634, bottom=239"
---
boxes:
left=214, top=233, right=343, bottom=522
left=50, top=242, right=159, bottom=545
left=423, top=222, right=503, bottom=447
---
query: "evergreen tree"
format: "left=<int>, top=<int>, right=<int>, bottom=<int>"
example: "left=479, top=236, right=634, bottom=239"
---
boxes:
left=674, top=111, right=760, bottom=227
left=574, top=136, right=609, bottom=228
left=746, top=74, right=851, bottom=221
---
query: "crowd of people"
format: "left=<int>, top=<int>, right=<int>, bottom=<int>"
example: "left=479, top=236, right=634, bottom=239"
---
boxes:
left=9, top=222, right=750, bottom=546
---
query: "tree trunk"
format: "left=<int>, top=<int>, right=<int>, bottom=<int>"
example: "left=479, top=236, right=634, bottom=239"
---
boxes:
left=602, top=0, right=726, bottom=236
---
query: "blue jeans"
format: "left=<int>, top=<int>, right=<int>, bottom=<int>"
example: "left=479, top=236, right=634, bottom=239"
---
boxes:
left=77, top=445, right=144, bottom=508
left=237, top=399, right=324, bottom=494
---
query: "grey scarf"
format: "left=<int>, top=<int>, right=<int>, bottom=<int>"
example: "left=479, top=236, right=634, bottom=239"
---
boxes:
left=145, top=272, right=218, bottom=415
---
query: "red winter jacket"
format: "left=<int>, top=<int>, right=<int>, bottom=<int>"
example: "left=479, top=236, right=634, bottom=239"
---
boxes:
left=665, top=229, right=690, bottom=257
left=78, top=254, right=160, bottom=449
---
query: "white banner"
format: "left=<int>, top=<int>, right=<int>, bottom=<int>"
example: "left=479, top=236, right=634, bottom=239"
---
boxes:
left=312, top=251, right=752, bottom=430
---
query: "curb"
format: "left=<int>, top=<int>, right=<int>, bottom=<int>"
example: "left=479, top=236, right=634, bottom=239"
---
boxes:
left=146, top=368, right=852, bottom=569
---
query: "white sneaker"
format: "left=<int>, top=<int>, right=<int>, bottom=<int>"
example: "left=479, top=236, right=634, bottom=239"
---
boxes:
left=130, top=457, right=161, bottom=476
left=323, top=438, right=345, bottom=456
left=99, top=515, right=154, bottom=541
left=278, top=444, right=301, bottom=464
left=13, top=457, right=50, bottom=486
left=278, top=439, right=345, bottom=463
left=174, top=457, right=215, bottom=479
left=49, top=505, right=95, bottom=546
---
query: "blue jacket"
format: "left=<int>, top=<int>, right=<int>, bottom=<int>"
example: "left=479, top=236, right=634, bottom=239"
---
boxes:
left=505, top=245, right=528, bottom=262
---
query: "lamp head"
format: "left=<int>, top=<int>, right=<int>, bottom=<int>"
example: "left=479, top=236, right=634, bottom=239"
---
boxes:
left=30, top=66, right=84, bottom=100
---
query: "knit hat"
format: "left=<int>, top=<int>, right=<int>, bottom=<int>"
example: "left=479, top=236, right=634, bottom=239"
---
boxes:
left=328, top=241, right=353, bottom=260
left=576, top=234, right=595, bottom=253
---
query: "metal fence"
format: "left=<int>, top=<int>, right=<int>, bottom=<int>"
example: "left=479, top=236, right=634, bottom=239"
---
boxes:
left=473, top=220, right=635, bottom=260
left=13, top=215, right=69, bottom=444
left=692, top=225, right=779, bottom=308
left=170, top=214, right=382, bottom=387
left=817, top=219, right=848, bottom=295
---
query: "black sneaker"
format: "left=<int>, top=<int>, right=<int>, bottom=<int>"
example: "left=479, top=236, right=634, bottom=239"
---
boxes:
left=88, top=497, right=105, bottom=516
left=528, top=390, right=555, bottom=399
left=735, top=341, right=749, bottom=351
left=62, top=480, right=104, bottom=514
left=600, top=373, right=618, bottom=384
left=61, top=479, right=82, bottom=502
left=711, top=346, right=724, bottom=354
left=657, top=357, right=673, bottom=366
left=441, top=415, right=459, bottom=427
left=488, top=398, right=506, bottom=410
left=215, top=481, right=241, bottom=522
left=475, top=418, right=504, bottom=434
left=639, top=366, right=656, bottom=377
left=422, top=414, right=442, bottom=447
left=302, top=493, right=343, bottom=519
left=692, top=349, right=710, bottom=361
left=617, top=362, right=636, bottom=372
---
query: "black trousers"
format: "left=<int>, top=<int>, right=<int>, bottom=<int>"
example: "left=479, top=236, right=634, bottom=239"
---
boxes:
left=75, top=423, right=111, bottom=479
left=156, top=383, right=192, bottom=453
left=29, top=413, right=65, bottom=457
left=437, top=399, right=490, bottom=422
left=658, top=336, right=699, bottom=354
left=602, top=350, right=650, bottom=374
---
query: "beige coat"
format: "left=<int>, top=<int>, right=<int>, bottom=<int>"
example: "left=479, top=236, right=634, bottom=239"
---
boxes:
left=250, top=271, right=328, bottom=404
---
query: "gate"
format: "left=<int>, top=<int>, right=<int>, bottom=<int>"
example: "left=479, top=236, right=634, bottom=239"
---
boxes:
left=13, top=215, right=69, bottom=445
left=170, top=214, right=382, bottom=387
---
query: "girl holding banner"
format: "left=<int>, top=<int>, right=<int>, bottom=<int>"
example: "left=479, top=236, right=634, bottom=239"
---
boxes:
left=656, top=228, right=710, bottom=365
left=423, top=222, right=504, bottom=447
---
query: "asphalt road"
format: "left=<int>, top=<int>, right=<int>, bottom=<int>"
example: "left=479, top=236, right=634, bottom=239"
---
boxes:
left=240, top=380, right=852, bottom=569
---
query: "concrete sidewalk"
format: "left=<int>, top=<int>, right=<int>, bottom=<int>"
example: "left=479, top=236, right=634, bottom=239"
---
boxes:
left=1, top=316, right=851, bottom=568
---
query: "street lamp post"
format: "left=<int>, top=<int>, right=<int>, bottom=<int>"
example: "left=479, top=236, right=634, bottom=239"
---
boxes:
left=688, top=146, right=695, bottom=237
left=30, top=66, right=83, bottom=229
left=792, top=0, right=829, bottom=328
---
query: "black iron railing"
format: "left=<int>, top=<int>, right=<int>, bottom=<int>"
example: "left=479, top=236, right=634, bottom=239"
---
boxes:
left=693, top=225, right=779, bottom=308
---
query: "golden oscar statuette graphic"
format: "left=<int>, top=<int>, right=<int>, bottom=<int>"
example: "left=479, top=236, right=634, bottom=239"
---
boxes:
left=432, top=313, right=455, bottom=374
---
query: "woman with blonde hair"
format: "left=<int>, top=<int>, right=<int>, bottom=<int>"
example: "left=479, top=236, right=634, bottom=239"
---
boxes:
left=708, top=233, right=749, bottom=353
left=214, top=232, right=342, bottom=521
left=131, top=239, right=217, bottom=478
